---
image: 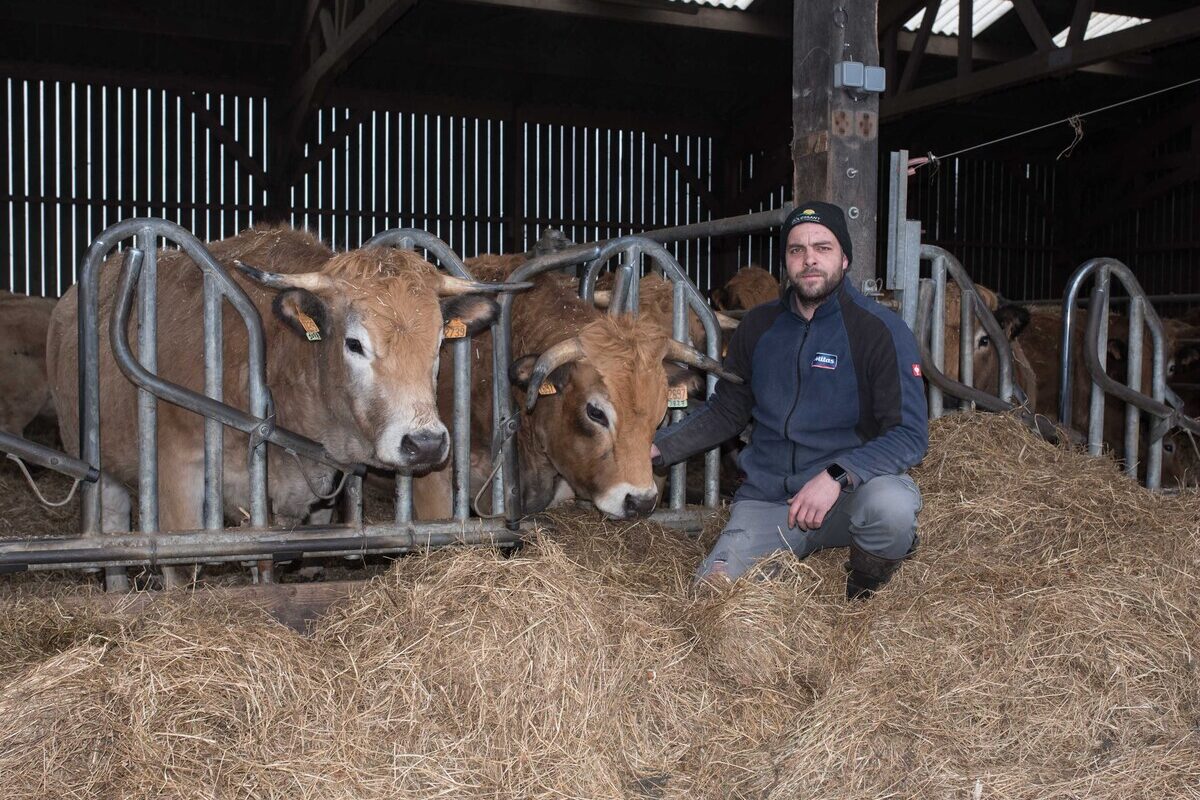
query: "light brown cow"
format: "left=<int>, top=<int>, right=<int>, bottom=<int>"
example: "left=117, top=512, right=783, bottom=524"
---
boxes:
left=48, top=225, right=507, bottom=582
left=411, top=256, right=736, bottom=520
left=1, top=290, right=57, bottom=435
left=709, top=265, right=780, bottom=311
left=591, top=272, right=739, bottom=353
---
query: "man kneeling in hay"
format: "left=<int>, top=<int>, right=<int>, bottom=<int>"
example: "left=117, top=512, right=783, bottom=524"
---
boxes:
left=652, top=202, right=929, bottom=599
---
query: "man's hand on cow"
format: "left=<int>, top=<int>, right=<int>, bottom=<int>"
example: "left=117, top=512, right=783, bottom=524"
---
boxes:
left=787, top=471, right=841, bottom=530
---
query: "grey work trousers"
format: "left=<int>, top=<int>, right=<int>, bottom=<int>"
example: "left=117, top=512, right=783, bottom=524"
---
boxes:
left=696, top=473, right=923, bottom=583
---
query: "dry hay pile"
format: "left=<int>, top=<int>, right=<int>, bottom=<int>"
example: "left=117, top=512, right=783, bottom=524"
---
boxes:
left=0, top=413, right=1198, bottom=799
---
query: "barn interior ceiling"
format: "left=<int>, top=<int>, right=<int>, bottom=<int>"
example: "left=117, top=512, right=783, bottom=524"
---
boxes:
left=1, top=0, right=1197, bottom=212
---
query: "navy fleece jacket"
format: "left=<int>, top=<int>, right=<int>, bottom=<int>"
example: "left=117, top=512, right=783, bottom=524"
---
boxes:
left=654, top=281, right=929, bottom=503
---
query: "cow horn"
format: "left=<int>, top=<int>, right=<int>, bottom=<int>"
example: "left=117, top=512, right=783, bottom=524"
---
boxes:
left=664, top=339, right=743, bottom=384
left=714, top=311, right=740, bottom=331
left=437, top=273, right=533, bottom=296
left=592, top=289, right=612, bottom=308
left=525, top=337, right=586, bottom=410
left=233, top=260, right=335, bottom=292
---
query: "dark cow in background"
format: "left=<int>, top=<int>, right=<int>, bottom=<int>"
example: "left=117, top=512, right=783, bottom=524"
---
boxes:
left=1, top=290, right=58, bottom=436
left=1018, top=306, right=1200, bottom=488
left=48, top=225, right=508, bottom=585
left=411, top=253, right=738, bottom=520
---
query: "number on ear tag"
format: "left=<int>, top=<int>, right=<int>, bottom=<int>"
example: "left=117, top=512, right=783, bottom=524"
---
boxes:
left=296, top=311, right=322, bottom=341
left=444, top=318, right=468, bottom=339
left=667, top=384, right=689, bottom=409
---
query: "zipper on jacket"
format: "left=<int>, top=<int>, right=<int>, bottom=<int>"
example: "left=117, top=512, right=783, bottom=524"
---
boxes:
left=780, top=318, right=811, bottom=480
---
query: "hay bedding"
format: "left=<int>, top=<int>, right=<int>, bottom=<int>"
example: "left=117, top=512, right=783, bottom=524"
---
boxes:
left=0, top=413, right=1198, bottom=799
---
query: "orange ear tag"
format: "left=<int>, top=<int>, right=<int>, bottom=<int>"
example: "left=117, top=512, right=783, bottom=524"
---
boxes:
left=667, top=384, right=689, bottom=409
left=444, top=318, right=468, bottom=339
left=537, top=383, right=558, bottom=396
left=296, top=311, right=322, bottom=341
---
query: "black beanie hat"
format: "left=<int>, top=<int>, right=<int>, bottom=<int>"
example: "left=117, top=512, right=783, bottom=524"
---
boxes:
left=781, top=201, right=852, bottom=265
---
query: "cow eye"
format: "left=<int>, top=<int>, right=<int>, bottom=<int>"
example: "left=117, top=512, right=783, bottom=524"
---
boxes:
left=977, top=335, right=990, bottom=349
left=585, top=402, right=609, bottom=427
left=1164, top=441, right=1175, bottom=454
left=345, top=337, right=365, bottom=356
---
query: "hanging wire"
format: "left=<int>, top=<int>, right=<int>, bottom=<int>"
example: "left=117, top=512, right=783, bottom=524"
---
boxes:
left=910, top=76, right=1200, bottom=171
left=6, top=454, right=83, bottom=508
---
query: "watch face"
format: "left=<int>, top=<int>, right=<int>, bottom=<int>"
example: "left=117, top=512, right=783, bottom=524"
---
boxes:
left=827, top=465, right=846, bottom=480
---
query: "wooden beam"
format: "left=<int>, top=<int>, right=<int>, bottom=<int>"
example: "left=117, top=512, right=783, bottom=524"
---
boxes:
left=1068, top=0, right=1095, bottom=46
left=894, top=30, right=1158, bottom=77
left=657, top=135, right=723, bottom=217
left=441, top=0, right=787, bottom=38
left=882, top=5, right=1200, bottom=119
left=1010, top=0, right=1055, bottom=51
left=178, top=91, right=266, bottom=181
left=793, top=0, right=881, bottom=287
left=899, top=0, right=941, bottom=94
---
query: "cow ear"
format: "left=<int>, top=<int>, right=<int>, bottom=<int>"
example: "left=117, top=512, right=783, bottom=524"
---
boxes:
left=440, top=294, right=500, bottom=337
left=995, top=304, right=1030, bottom=339
left=273, top=289, right=329, bottom=341
left=1106, top=337, right=1128, bottom=362
left=709, top=286, right=729, bottom=310
left=509, top=354, right=571, bottom=394
left=664, top=363, right=705, bottom=399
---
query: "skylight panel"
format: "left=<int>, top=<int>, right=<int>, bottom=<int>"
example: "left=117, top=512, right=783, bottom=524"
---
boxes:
left=1051, top=12, right=1149, bottom=47
left=904, top=0, right=1013, bottom=37
left=669, top=0, right=756, bottom=9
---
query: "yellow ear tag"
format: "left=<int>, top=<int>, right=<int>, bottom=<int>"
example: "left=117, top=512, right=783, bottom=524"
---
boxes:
left=537, top=382, right=558, bottom=396
left=667, top=384, right=689, bottom=409
left=444, top=318, right=468, bottom=339
left=296, top=311, right=322, bottom=341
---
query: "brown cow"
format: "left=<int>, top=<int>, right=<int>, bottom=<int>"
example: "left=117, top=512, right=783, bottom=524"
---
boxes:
left=1, top=290, right=57, bottom=435
left=411, top=256, right=736, bottom=520
left=591, top=272, right=739, bottom=353
left=709, top=265, right=780, bottom=311
left=48, top=225, right=509, bottom=584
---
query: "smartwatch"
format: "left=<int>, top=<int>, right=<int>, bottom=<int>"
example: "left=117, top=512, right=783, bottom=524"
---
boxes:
left=825, top=463, right=851, bottom=490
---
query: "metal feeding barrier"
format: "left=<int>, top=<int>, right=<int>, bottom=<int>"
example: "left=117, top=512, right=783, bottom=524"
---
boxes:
left=0, top=220, right=530, bottom=582
left=1061, top=259, right=1200, bottom=491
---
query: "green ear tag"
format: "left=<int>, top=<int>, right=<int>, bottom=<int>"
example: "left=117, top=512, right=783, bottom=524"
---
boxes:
left=296, top=311, right=322, bottom=341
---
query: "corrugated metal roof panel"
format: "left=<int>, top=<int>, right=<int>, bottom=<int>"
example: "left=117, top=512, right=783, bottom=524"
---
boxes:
left=904, top=0, right=1013, bottom=36
left=1051, top=12, right=1149, bottom=46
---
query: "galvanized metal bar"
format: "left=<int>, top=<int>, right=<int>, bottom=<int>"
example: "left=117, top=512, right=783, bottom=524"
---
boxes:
left=0, top=431, right=99, bottom=483
left=960, top=279, right=974, bottom=402
left=135, top=226, right=159, bottom=534
left=1124, top=296, right=1144, bottom=479
left=453, top=335, right=472, bottom=520
left=202, top=271, right=224, bottom=530
left=624, top=243, right=642, bottom=312
left=490, top=323, right=507, bottom=517
left=394, top=474, right=413, bottom=524
left=929, top=257, right=946, bottom=419
left=669, top=281, right=687, bottom=510
left=0, top=520, right=528, bottom=570
left=886, top=150, right=903, bottom=291
left=1087, top=267, right=1111, bottom=457
left=900, top=220, right=921, bottom=332
left=364, top=228, right=474, bottom=279
left=609, top=264, right=633, bottom=317
left=343, top=475, right=363, bottom=529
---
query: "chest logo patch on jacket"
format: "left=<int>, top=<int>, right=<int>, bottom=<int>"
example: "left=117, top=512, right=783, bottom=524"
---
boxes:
left=812, top=352, right=838, bottom=370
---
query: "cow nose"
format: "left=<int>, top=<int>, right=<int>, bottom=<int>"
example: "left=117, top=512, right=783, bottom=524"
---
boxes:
left=624, top=492, right=658, bottom=518
left=400, top=429, right=448, bottom=464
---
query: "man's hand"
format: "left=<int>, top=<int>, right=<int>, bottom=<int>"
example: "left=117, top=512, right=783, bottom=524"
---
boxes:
left=788, top=471, right=842, bottom=530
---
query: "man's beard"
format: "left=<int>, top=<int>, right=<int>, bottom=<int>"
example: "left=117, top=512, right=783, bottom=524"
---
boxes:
left=793, top=270, right=844, bottom=305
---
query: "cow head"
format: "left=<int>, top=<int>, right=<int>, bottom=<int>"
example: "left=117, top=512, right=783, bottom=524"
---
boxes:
left=710, top=265, right=780, bottom=311
left=509, top=315, right=740, bottom=519
left=1160, top=429, right=1200, bottom=489
left=236, top=250, right=516, bottom=471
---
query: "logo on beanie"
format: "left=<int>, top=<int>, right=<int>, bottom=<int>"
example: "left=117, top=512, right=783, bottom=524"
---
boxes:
left=796, top=208, right=821, bottom=223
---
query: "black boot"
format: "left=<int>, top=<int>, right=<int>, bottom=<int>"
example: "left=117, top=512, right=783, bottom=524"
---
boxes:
left=844, top=535, right=918, bottom=601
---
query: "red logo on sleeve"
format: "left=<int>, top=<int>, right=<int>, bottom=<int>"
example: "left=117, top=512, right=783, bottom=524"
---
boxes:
left=911, top=363, right=923, bottom=377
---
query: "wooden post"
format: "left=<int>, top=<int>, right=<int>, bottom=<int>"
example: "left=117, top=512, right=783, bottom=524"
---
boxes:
left=792, top=0, right=881, bottom=290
